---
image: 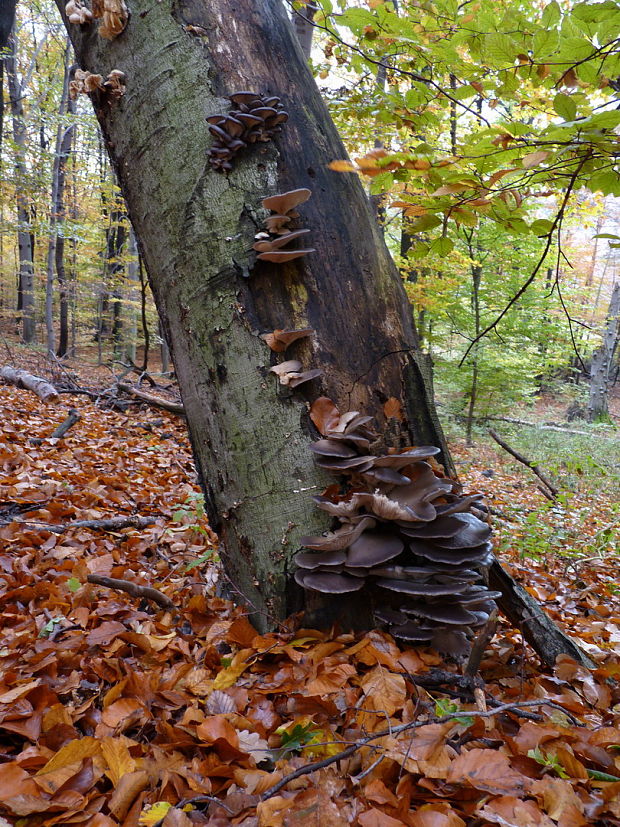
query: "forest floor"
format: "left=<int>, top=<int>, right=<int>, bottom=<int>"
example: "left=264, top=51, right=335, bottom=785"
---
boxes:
left=1, top=353, right=619, bottom=826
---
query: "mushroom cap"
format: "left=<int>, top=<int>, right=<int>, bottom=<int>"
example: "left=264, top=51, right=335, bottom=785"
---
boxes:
left=288, top=368, right=323, bottom=388
left=408, top=539, right=493, bottom=566
left=375, top=578, right=471, bottom=597
left=264, top=214, right=292, bottom=233
left=223, top=116, right=245, bottom=137
left=294, top=569, right=365, bottom=593
left=262, top=96, right=282, bottom=107
left=315, top=454, right=375, bottom=472
left=401, top=602, right=480, bottom=625
left=310, top=439, right=358, bottom=458
left=261, top=327, right=314, bottom=353
left=362, top=467, right=412, bottom=486
left=261, top=188, right=312, bottom=214
left=429, top=513, right=492, bottom=549
left=300, top=516, right=375, bottom=551
left=346, top=530, right=404, bottom=568
left=434, top=495, right=484, bottom=517
left=229, top=91, right=261, bottom=105
left=206, top=114, right=226, bottom=125
left=249, top=106, right=278, bottom=120
left=294, top=549, right=347, bottom=569
left=431, top=629, right=470, bottom=657
left=388, top=622, right=436, bottom=641
left=270, top=360, right=302, bottom=377
left=374, top=608, right=409, bottom=626
left=257, top=248, right=315, bottom=263
left=373, top=446, right=441, bottom=468
left=253, top=229, right=311, bottom=252
left=398, top=513, right=467, bottom=539
left=208, top=124, right=232, bottom=143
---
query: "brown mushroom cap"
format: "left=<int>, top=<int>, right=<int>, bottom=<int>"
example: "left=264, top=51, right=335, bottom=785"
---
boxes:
left=269, top=360, right=302, bottom=378
left=260, top=327, right=314, bottom=353
left=264, top=214, right=292, bottom=233
left=346, top=530, right=404, bottom=568
left=253, top=229, right=311, bottom=252
left=256, top=248, right=315, bottom=263
left=229, top=91, right=261, bottom=105
left=288, top=368, right=323, bottom=388
left=261, top=188, right=312, bottom=214
left=314, top=454, right=375, bottom=473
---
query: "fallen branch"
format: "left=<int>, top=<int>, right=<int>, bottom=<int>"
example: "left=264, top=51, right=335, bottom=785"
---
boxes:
left=488, top=428, right=558, bottom=500
left=117, top=382, right=184, bottom=415
left=490, top=557, right=595, bottom=669
left=260, top=698, right=580, bottom=801
left=0, top=366, right=59, bottom=403
left=51, top=408, right=81, bottom=439
left=24, top=515, right=156, bottom=533
left=87, top=574, right=175, bottom=609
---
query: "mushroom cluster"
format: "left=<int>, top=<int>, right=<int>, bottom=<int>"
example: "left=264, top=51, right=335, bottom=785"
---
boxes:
left=294, top=401, right=501, bottom=657
left=65, top=0, right=93, bottom=24
left=92, top=0, right=129, bottom=39
left=207, top=92, right=289, bottom=172
left=254, top=189, right=315, bottom=263
left=269, top=360, right=322, bottom=389
left=69, top=69, right=126, bottom=102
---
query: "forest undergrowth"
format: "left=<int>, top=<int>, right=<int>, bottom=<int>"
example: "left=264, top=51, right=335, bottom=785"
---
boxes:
left=1, top=359, right=620, bottom=826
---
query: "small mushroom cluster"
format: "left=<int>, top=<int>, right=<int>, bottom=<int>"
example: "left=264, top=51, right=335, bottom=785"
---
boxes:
left=269, top=360, right=322, bottom=389
left=69, top=69, right=126, bottom=102
left=92, top=0, right=129, bottom=39
left=207, top=92, right=289, bottom=172
left=254, top=189, right=315, bottom=263
left=65, top=0, right=93, bottom=24
left=294, top=402, right=501, bottom=657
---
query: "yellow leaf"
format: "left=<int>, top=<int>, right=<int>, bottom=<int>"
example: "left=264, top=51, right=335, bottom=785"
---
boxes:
left=522, top=149, right=551, bottom=169
left=431, top=183, right=470, bottom=196
left=328, top=160, right=357, bottom=173
left=212, top=648, right=253, bottom=690
left=101, top=737, right=136, bottom=786
left=37, top=737, right=101, bottom=775
left=138, top=801, right=172, bottom=826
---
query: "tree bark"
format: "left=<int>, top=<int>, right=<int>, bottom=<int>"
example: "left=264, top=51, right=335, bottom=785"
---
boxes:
left=587, top=281, right=620, bottom=422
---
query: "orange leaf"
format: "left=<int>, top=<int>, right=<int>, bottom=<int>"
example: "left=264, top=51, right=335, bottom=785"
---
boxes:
left=108, top=770, right=149, bottom=821
left=100, top=737, right=137, bottom=786
left=447, top=748, right=528, bottom=795
left=410, top=805, right=466, bottom=826
left=383, top=397, right=404, bottom=421
left=360, top=666, right=406, bottom=716
left=310, top=397, right=341, bottom=435
left=358, top=808, right=405, bottom=827
left=328, top=160, right=357, bottom=173
left=37, top=737, right=101, bottom=775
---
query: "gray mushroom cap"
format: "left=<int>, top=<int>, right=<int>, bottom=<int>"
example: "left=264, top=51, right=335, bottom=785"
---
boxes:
left=346, top=530, right=404, bottom=568
left=294, top=549, right=347, bottom=569
left=309, top=439, right=358, bottom=458
left=408, top=539, right=494, bottom=566
left=428, top=513, right=492, bottom=549
left=401, top=602, right=480, bottom=625
left=294, top=569, right=365, bottom=593
left=376, top=578, right=472, bottom=597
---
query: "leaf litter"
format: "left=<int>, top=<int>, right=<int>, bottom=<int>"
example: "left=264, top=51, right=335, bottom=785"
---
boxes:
left=1, top=385, right=620, bottom=825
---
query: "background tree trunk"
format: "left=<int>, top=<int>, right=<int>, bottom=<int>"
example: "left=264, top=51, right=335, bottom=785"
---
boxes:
left=59, top=0, right=449, bottom=629
left=588, top=281, right=620, bottom=422
left=6, top=33, right=36, bottom=344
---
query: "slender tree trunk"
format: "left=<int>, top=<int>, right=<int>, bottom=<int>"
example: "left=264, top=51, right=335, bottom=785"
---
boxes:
left=0, top=0, right=17, bottom=155
left=124, top=226, right=139, bottom=363
left=465, top=247, right=482, bottom=445
left=292, top=1, right=316, bottom=60
left=45, top=43, right=74, bottom=356
left=587, top=281, right=620, bottom=422
left=6, top=33, right=36, bottom=343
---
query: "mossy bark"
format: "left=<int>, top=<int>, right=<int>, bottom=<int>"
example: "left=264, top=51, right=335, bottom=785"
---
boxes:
left=59, top=0, right=451, bottom=630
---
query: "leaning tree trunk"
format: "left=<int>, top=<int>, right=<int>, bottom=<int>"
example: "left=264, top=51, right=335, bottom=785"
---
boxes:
left=588, top=281, right=620, bottom=422
left=57, top=0, right=593, bottom=666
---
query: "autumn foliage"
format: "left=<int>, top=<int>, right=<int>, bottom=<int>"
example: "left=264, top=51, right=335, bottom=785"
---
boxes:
left=1, top=382, right=620, bottom=826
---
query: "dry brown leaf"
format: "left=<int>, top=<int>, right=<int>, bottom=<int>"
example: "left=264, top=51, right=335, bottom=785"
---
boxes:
left=360, top=666, right=406, bottom=717
left=446, top=748, right=528, bottom=795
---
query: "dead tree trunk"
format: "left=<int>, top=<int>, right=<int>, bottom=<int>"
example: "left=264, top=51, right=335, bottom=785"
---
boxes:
left=58, top=0, right=591, bottom=666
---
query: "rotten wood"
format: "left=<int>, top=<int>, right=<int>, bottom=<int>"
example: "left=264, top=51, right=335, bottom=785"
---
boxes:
left=117, top=382, right=184, bottom=415
left=0, top=366, right=59, bottom=402
left=488, top=428, right=558, bottom=499
left=464, top=608, right=498, bottom=678
left=87, top=573, right=175, bottom=609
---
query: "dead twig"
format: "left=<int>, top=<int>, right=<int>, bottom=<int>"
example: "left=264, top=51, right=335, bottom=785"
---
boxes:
left=260, top=699, right=580, bottom=800
left=465, top=609, right=498, bottom=678
left=87, top=574, right=175, bottom=609
left=488, top=428, right=558, bottom=500
left=22, top=515, right=156, bottom=534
